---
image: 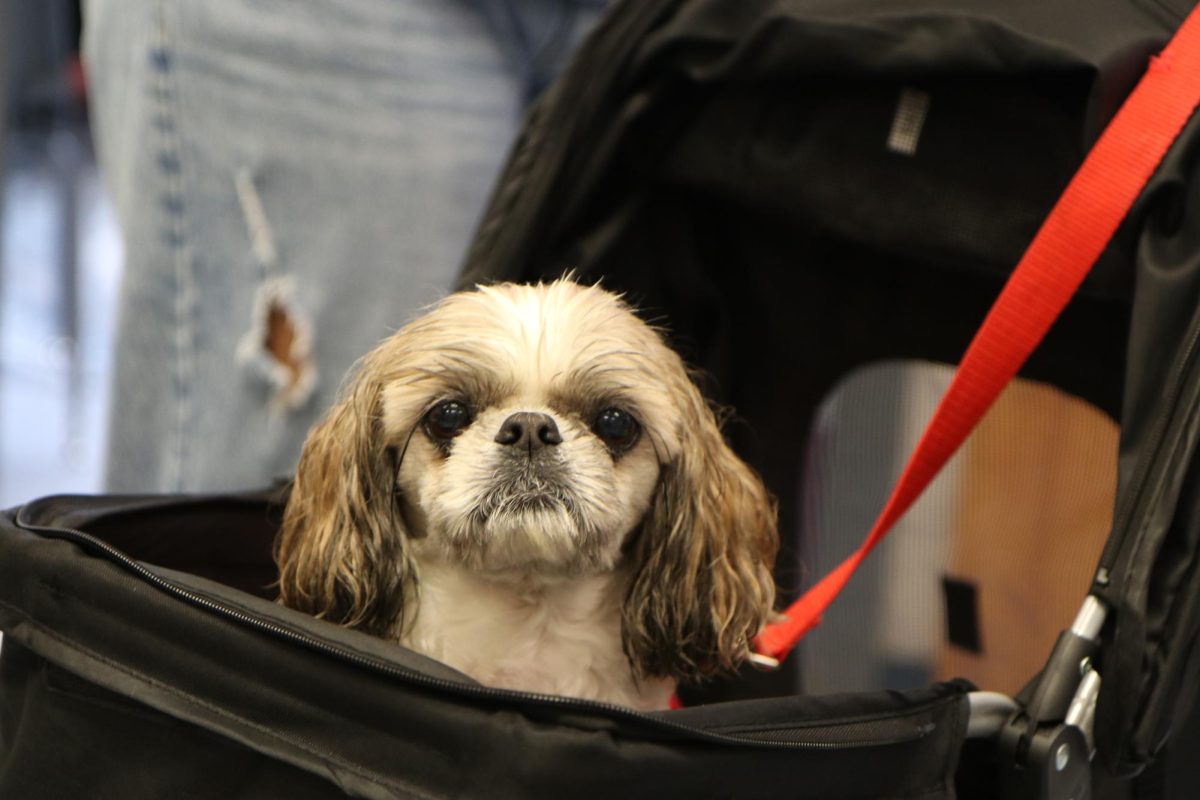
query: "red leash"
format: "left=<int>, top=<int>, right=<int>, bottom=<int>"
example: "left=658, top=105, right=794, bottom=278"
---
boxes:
left=755, top=3, right=1200, bottom=664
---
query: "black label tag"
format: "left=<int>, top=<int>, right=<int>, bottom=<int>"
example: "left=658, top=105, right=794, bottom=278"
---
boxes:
left=942, top=576, right=983, bottom=654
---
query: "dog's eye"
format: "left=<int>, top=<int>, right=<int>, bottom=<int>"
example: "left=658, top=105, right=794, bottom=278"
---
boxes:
left=425, top=400, right=472, bottom=440
left=592, top=407, right=640, bottom=452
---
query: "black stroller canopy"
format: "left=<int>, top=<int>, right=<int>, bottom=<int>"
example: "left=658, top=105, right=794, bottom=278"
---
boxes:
left=459, top=0, right=1200, bottom=783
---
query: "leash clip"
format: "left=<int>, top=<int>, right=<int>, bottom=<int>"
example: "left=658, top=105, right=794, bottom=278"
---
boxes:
left=748, top=652, right=780, bottom=671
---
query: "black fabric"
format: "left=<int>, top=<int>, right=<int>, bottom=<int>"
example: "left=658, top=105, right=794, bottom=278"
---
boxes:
left=458, top=0, right=1149, bottom=654
left=0, top=492, right=970, bottom=799
left=0, top=642, right=339, bottom=800
left=1096, top=108, right=1200, bottom=774
left=457, top=0, right=1200, bottom=777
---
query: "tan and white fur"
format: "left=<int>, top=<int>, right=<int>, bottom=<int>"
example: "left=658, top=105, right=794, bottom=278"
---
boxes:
left=275, top=280, right=777, bottom=710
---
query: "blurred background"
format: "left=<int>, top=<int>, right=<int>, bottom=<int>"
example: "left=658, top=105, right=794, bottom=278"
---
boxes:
left=0, top=0, right=120, bottom=508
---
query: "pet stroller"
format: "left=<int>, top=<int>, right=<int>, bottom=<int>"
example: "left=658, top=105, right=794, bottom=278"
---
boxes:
left=3, top=0, right=1200, bottom=797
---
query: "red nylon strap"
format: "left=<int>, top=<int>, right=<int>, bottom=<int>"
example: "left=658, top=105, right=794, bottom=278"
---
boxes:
left=755, top=4, right=1200, bottom=662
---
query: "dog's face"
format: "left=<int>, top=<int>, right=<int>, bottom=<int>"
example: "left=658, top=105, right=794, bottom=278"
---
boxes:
left=386, top=283, right=679, bottom=577
left=277, top=280, right=777, bottom=681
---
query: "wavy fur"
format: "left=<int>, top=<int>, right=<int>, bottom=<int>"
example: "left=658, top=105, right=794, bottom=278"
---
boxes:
left=276, top=280, right=777, bottom=704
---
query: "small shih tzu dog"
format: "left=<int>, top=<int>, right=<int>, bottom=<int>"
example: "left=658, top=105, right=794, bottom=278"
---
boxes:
left=276, top=280, right=777, bottom=710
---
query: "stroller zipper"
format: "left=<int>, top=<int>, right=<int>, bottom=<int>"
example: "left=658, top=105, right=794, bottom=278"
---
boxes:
left=12, top=508, right=942, bottom=752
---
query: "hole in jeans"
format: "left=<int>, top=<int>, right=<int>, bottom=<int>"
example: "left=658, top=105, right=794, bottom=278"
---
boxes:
left=233, top=168, right=318, bottom=412
left=266, top=301, right=305, bottom=392
left=237, top=277, right=318, bottom=412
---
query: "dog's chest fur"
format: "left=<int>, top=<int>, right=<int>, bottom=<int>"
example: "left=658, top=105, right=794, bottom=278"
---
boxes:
left=401, top=561, right=675, bottom=711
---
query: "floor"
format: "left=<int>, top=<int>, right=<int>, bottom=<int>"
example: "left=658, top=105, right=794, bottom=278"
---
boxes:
left=0, top=127, right=121, bottom=509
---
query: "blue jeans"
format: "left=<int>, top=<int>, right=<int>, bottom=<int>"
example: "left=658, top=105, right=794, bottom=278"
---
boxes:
left=84, top=0, right=604, bottom=492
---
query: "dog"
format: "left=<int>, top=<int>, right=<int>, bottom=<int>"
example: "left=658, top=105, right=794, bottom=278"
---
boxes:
left=275, top=280, right=777, bottom=710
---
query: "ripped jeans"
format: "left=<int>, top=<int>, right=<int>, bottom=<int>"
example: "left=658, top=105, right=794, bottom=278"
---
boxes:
left=84, top=0, right=604, bottom=492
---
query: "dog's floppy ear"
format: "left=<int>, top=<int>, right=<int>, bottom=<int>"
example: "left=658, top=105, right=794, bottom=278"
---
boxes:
left=622, top=371, right=777, bottom=682
left=275, top=357, right=415, bottom=638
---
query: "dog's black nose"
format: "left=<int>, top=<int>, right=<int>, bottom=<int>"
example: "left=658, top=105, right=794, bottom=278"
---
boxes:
left=495, top=412, right=563, bottom=452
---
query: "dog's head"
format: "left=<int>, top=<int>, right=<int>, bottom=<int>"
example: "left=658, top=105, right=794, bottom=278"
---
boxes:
left=276, top=280, right=777, bottom=680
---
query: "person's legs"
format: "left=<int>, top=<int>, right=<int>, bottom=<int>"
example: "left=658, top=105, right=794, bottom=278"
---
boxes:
left=86, top=0, right=529, bottom=492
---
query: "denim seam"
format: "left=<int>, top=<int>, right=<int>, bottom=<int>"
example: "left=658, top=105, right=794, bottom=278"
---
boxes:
left=151, top=0, right=193, bottom=492
left=233, top=168, right=279, bottom=283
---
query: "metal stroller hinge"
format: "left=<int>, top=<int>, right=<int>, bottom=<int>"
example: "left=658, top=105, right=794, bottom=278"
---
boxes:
left=1065, top=664, right=1101, bottom=754
left=967, top=692, right=1020, bottom=739
left=997, top=596, right=1107, bottom=800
